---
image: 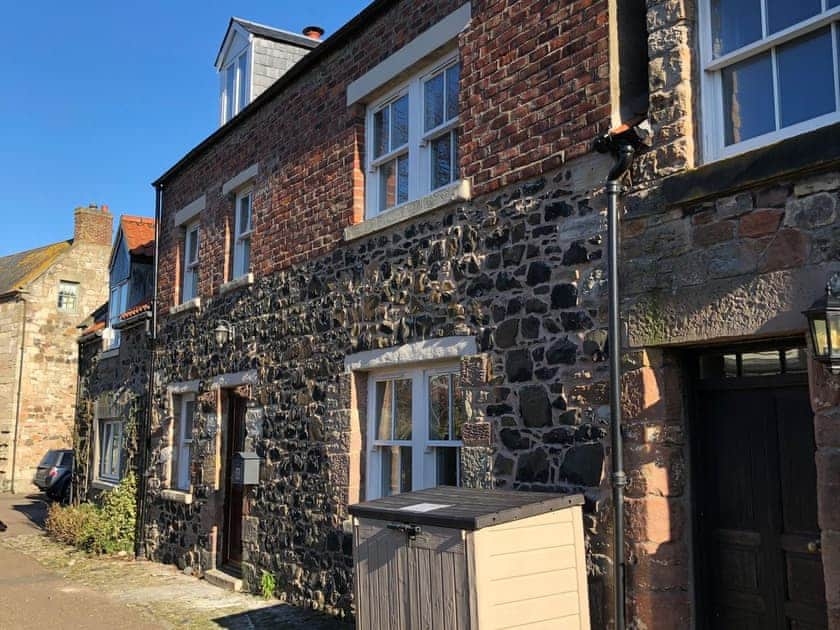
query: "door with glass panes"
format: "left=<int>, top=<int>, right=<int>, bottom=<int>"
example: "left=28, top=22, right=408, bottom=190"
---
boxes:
left=366, top=365, right=465, bottom=499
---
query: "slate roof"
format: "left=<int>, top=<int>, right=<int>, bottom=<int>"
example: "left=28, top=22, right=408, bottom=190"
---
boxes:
left=121, top=216, right=155, bottom=258
left=0, top=240, right=72, bottom=297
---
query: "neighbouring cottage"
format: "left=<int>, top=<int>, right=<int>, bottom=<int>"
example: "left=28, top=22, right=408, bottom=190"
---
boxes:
left=0, top=205, right=112, bottom=493
left=143, top=1, right=839, bottom=628
left=74, top=215, right=155, bottom=501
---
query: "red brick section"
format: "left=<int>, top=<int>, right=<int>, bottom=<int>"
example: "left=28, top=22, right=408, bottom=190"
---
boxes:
left=808, top=358, right=840, bottom=629
left=74, top=205, right=113, bottom=246
left=155, top=0, right=612, bottom=309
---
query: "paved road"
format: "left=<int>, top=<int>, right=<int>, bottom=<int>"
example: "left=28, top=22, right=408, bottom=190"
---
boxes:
left=0, top=494, right=159, bottom=630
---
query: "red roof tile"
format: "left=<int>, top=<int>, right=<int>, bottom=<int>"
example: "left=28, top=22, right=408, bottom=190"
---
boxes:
left=80, top=320, right=106, bottom=337
left=120, top=299, right=151, bottom=320
left=121, top=216, right=155, bottom=257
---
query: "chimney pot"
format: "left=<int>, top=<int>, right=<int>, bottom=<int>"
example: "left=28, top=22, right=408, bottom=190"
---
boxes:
left=302, top=26, right=324, bottom=41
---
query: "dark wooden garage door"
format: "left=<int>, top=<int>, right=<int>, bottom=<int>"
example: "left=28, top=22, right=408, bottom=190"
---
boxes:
left=694, top=345, right=827, bottom=630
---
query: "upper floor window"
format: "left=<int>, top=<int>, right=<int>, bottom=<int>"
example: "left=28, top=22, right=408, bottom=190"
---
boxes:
left=366, top=364, right=465, bottom=500
left=104, top=282, right=128, bottom=351
left=57, top=281, right=79, bottom=312
left=233, top=189, right=252, bottom=278
left=221, top=49, right=250, bottom=125
left=365, top=56, right=461, bottom=218
left=182, top=223, right=199, bottom=302
left=701, top=0, right=840, bottom=160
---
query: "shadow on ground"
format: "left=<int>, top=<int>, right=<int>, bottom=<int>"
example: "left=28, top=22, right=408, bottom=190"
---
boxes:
left=12, top=495, right=48, bottom=529
left=213, top=604, right=352, bottom=629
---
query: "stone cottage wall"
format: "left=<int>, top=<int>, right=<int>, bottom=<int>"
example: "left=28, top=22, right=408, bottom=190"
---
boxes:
left=75, top=321, right=151, bottom=501
left=146, top=156, right=623, bottom=621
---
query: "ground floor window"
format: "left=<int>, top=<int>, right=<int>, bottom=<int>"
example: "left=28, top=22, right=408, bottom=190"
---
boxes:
left=98, top=418, right=123, bottom=483
left=171, top=394, right=195, bottom=491
left=367, top=365, right=465, bottom=499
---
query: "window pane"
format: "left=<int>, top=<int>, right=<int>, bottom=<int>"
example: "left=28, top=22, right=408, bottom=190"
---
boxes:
left=187, top=228, right=198, bottom=263
left=766, top=0, right=821, bottom=34
left=784, top=348, right=808, bottom=372
left=237, top=53, right=248, bottom=112
left=830, top=314, right=840, bottom=357
left=451, top=372, right=465, bottom=440
left=777, top=28, right=835, bottom=128
left=722, top=52, right=775, bottom=145
left=238, top=194, right=251, bottom=235
left=240, top=238, right=250, bottom=275
left=453, top=129, right=460, bottom=180
left=183, top=400, right=195, bottom=438
left=425, top=72, right=445, bottom=131
left=375, top=380, right=394, bottom=440
left=374, top=107, right=389, bottom=158
left=831, top=0, right=840, bottom=7
left=741, top=351, right=782, bottom=376
left=391, top=95, right=409, bottom=150
left=446, top=63, right=460, bottom=120
left=380, top=445, right=412, bottom=496
left=429, top=374, right=450, bottom=440
left=431, top=132, right=453, bottom=189
left=397, top=155, right=409, bottom=205
left=711, top=0, right=763, bottom=57
left=225, top=65, right=235, bottom=121
left=378, top=160, right=396, bottom=212
left=394, top=379, right=412, bottom=440
left=435, top=447, right=459, bottom=486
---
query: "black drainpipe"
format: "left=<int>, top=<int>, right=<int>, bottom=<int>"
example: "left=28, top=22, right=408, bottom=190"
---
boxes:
left=594, top=126, right=639, bottom=630
left=134, top=183, right=162, bottom=560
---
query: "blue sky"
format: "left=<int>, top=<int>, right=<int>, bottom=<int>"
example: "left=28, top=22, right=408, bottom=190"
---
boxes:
left=0, top=1, right=368, bottom=256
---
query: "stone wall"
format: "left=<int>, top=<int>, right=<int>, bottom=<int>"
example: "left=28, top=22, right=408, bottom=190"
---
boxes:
left=0, top=298, right=24, bottom=486
left=147, top=156, right=621, bottom=622
left=0, top=241, right=111, bottom=493
left=75, top=320, right=151, bottom=501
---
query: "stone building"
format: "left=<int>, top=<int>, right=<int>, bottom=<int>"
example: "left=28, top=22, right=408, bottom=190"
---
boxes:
left=144, top=1, right=839, bottom=628
left=0, top=206, right=112, bottom=493
left=74, top=216, right=155, bottom=501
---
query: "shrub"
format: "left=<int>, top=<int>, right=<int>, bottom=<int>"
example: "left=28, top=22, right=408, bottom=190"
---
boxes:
left=45, top=473, right=136, bottom=555
left=261, top=570, right=276, bottom=600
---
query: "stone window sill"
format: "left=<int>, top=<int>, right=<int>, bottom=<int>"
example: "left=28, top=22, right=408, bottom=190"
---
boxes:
left=160, top=489, right=193, bottom=504
left=92, top=479, right=118, bottom=491
left=169, top=297, right=201, bottom=316
left=99, top=349, right=119, bottom=360
left=219, top=273, right=254, bottom=295
left=344, top=179, right=471, bottom=242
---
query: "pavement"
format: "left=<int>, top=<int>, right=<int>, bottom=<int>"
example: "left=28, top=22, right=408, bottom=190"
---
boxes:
left=0, top=494, right=350, bottom=629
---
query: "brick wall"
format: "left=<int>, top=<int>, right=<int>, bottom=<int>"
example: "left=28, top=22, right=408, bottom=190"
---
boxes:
left=155, top=0, right=612, bottom=310
left=74, top=206, right=114, bottom=247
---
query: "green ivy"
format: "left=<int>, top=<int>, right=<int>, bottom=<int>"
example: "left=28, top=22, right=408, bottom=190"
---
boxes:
left=261, top=569, right=276, bottom=600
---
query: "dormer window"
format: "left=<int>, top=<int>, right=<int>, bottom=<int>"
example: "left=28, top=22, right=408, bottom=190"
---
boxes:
left=221, top=49, right=250, bottom=125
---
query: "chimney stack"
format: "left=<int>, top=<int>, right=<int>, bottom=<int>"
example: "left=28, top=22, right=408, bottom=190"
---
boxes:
left=302, top=26, right=324, bottom=41
left=73, top=204, right=113, bottom=247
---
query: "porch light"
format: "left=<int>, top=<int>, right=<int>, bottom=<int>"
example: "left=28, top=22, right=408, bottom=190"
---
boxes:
left=214, top=320, right=235, bottom=346
left=803, top=272, right=840, bottom=374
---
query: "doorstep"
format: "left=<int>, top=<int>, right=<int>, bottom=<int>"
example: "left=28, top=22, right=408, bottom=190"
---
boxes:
left=205, top=568, right=243, bottom=592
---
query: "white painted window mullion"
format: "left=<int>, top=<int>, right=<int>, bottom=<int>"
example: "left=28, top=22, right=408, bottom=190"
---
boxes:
left=833, top=23, right=840, bottom=110
left=771, top=47, right=781, bottom=131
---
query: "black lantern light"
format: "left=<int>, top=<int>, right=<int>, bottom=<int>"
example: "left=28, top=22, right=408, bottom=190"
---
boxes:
left=803, top=272, right=840, bottom=374
left=214, top=320, right=235, bottom=346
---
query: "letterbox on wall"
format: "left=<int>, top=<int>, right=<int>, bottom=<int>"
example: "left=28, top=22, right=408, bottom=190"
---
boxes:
left=349, top=486, right=590, bottom=630
left=231, top=451, right=260, bottom=485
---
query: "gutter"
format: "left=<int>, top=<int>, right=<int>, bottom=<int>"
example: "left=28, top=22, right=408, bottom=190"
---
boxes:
left=153, top=0, right=396, bottom=187
left=134, top=185, right=162, bottom=559
left=594, top=121, right=647, bottom=630
left=10, top=290, right=29, bottom=494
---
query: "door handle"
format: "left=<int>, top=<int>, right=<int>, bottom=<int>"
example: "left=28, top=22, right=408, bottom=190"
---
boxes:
left=807, top=539, right=822, bottom=554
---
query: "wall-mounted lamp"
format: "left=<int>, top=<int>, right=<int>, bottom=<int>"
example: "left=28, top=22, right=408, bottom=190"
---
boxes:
left=214, top=320, right=235, bottom=347
left=803, top=272, right=840, bottom=374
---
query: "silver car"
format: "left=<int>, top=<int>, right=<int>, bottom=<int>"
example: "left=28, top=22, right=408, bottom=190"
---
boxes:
left=34, top=449, right=73, bottom=502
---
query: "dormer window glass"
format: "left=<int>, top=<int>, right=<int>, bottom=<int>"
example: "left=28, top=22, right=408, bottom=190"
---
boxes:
left=233, top=189, right=253, bottom=278
left=221, top=49, right=250, bottom=125
left=105, top=282, right=128, bottom=351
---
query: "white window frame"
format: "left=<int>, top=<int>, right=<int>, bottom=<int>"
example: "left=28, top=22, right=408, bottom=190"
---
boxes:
left=97, top=418, right=123, bottom=484
left=220, top=48, right=250, bottom=125
left=182, top=222, right=200, bottom=302
left=365, top=364, right=464, bottom=500
left=233, top=189, right=253, bottom=279
left=57, top=280, right=79, bottom=312
left=171, top=394, right=195, bottom=492
left=364, top=53, right=461, bottom=219
left=104, top=281, right=128, bottom=350
left=700, top=1, right=840, bottom=162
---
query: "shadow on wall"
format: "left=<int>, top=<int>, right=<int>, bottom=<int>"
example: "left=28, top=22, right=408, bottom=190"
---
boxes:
left=212, top=603, right=351, bottom=629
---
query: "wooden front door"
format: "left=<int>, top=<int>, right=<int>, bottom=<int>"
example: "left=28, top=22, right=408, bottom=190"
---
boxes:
left=223, top=394, right=247, bottom=567
left=693, top=346, right=827, bottom=629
